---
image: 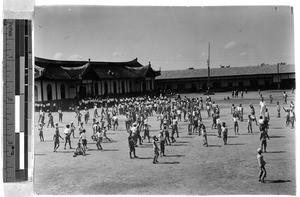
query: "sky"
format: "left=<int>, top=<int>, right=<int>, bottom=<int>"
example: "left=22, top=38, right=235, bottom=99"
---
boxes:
left=34, top=5, right=295, bottom=71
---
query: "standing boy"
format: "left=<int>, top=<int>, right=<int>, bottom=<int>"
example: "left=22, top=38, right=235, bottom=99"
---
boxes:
left=233, top=114, right=239, bottom=135
left=159, top=131, right=166, bottom=156
left=78, top=122, right=84, bottom=135
left=221, top=122, right=228, bottom=145
left=84, top=107, right=90, bottom=124
left=257, top=148, right=267, bottom=183
left=70, top=122, right=76, bottom=138
left=64, top=124, right=72, bottom=150
left=247, top=115, right=253, bottom=133
left=38, top=123, right=44, bottom=142
left=216, top=116, right=222, bottom=138
left=79, top=129, right=88, bottom=151
left=96, top=129, right=103, bottom=150
left=128, top=132, right=138, bottom=159
left=58, top=108, right=63, bottom=123
left=276, top=102, right=281, bottom=118
left=260, top=129, right=270, bottom=153
left=283, top=91, right=288, bottom=104
left=152, top=135, right=160, bottom=164
left=53, top=129, right=64, bottom=152
left=143, top=123, right=151, bottom=143
left=201, top=124, right=208, bottom=147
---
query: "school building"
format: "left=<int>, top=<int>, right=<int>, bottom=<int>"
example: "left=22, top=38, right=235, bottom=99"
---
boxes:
left=34, top=57, right=161, bottom=102
left=155, top=64, right=295, bottom=93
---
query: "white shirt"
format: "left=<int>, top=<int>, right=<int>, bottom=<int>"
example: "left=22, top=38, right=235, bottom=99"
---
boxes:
left=63, top=128, right=70, bottom=135
left=131, top=126, right=137, bottom=133
left=260, top=101, right=266, bottom=109
left=80, top=132, right=87, bottom=140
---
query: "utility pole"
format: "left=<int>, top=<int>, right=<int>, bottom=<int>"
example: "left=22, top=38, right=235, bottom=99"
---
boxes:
left=277, top=63, right=280, bottom=89
left=207, top=42, right=211, bottom=93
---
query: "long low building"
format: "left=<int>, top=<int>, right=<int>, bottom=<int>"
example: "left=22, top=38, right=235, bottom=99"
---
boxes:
left=155, top=64, right=295, bottom=93
left=35, top=57, right=160, bottom=101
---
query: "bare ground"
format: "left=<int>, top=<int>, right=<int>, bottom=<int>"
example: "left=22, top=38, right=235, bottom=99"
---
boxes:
left=33, top=90, right=295, bottom=195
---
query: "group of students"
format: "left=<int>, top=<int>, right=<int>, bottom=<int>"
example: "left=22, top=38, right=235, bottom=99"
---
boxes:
left=37, top=90, right=295, bottom=181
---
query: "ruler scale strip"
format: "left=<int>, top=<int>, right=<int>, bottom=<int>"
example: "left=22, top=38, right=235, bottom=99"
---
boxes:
left=3, top=19, right=31, bottom=182
left=3, top=19, right=16, bottom=182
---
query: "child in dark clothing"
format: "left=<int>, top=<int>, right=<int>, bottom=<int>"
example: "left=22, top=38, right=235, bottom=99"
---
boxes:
left=152, top=135, right=160, bottom=164
left=53, top=129, right=64, bottom=152
left=128, top=132, right=138, bottom=159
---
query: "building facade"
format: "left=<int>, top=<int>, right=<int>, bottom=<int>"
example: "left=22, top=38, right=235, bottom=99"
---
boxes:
left=155, top=64, right=295, bottom=93
left=35, top=57, right=160, bottom=102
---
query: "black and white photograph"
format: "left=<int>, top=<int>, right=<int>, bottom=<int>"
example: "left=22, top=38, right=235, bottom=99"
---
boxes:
left=33, top=5, right=295, bottom=195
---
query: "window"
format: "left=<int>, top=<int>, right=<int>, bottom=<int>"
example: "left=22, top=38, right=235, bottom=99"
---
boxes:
left=104, top=82, right=108, bottom=95
left=149, top=80, right=152, bottom=90
left=94, top=82, right=98, bottom=96
left=250, top=80, right=258, bottom=87
left=129, top=81, right=133, bottom=92
left=46, top=84, right=52, bottom=100
left=60, top=84, right=65, bottom=99
left=178, top=84, right=185, bottom=90
left=113, top=81, right=117, bottom=94
left=79, top=85, right=86, bottom=98
left=143, top=81, right=147, bottom=91
left=121, top=81, right=125, bottom=93
left=213, top=82, right=221, bottom=89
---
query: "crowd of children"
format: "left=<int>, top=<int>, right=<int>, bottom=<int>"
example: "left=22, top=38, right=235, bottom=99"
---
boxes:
left=36, top=90, right=295, bottom=181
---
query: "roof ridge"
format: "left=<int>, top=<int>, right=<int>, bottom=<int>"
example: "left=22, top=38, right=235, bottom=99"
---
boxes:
left=160, top=64, right=295, bottom=72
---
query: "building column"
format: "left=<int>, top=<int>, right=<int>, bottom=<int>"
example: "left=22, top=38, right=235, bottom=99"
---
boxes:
left=128, top=80, right=131, bottom=92
left=107, top=80, right=111, bottom=93
left=110, top=80, right=114, bottom=94
left=57, top=82, right=61, bottom=100
left=53, top=82, right=57, bottom=100
left=40, top=80, right=44, bottom=101
left=99, top=81, right=102, bottom=95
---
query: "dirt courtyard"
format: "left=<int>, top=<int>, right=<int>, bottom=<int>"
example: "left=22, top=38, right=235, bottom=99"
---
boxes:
left=33, top=90, right=295, bottom=195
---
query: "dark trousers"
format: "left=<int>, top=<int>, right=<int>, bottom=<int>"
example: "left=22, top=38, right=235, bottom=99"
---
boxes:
left=143, top=130, right=150, bottom=142
left=259, top=166, right=267, bottom=181
left=261, top=140, right=267, bottom=152
left=129, top=146, right=136, bottom=158
left=223, top=134, right=227, bottom=145
left=153, top=149, right=159, bottom=163
left=165, top=133, right=171, bottom=145
left=160, top=141, right=165, bottom=156
left=64, top=136, right=71, bottom=148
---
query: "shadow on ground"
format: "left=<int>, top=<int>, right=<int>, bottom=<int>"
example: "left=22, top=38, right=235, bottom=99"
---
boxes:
left=208, top=145, right=222, bottom=147
left=267, top=180, right=291, bottom=183
left=266, top=151, right=286, bottom=153
left=164, top=154, right=185, bottom=158
left=157, top=161, right=180, bottom=165
left=269, top=136, right=285, bottom=138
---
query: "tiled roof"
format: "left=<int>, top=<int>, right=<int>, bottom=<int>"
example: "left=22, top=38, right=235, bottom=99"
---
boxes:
left=35, top=57, right=160, bottom=80
left=156, top=64, right=295, bottom=80
left=89, top=63, right=138, bottom=79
